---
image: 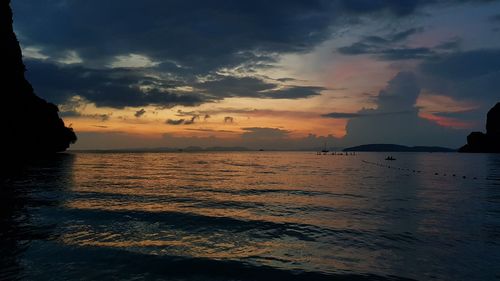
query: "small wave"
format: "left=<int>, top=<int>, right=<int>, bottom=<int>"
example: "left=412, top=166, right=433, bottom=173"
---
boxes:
left=59, top=207, right=330, bottom=242
left=219, top=160, right=264, bottom=168
left=58, top=206, right=399, bottom=246
left=177, top=186, right=364, bottom=199
left=20, top=242, right=415, bottom=281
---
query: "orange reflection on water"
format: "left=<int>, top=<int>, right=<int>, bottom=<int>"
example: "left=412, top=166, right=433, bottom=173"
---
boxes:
left=59, top=152, right=382, bottom=272
left=59, top=151, right=493, bottom=276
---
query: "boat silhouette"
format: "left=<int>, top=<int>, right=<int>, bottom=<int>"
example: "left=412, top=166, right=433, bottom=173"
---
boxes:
left=318, top=142, right=328, bottom=154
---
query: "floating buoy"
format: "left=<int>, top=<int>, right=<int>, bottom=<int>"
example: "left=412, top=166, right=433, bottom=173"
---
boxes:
left=364, top=160, right=481, bottom=181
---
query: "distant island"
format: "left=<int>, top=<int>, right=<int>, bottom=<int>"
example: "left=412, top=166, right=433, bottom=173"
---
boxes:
left=343, top=144, right=456, bottom=152
left=72, top=146, right=252, bottom=153
left=459, top=102, right=500, bottom=153
left=2, top=0, right=76, bottom=156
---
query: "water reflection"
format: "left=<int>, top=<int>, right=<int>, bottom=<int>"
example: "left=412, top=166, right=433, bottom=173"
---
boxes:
left=484, top=154, right=500, bottom=246
left=1, top=152, right=499, bottom=280
left=0, top=154, right=75, bottom=281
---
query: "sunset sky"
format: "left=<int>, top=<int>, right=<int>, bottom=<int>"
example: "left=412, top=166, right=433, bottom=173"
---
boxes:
left=12, top=0, right=500, bottom=149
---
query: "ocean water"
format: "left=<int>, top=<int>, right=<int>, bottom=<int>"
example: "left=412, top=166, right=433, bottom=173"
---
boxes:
left=1, top=151, right=499, bottom=281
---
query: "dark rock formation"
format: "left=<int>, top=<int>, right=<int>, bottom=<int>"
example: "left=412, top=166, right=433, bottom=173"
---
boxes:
left=1, top=0, right=76, bottom=155
left=459, top=103, right=500, bottom=153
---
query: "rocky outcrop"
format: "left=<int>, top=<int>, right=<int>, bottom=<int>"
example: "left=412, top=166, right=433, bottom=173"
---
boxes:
left=1, top=0, right=76, bottom=155
left=459, top=103, right=500, bottom=153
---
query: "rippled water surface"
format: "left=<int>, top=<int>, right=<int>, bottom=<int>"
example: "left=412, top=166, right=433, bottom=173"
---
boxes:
left=1, top=152, right=499, bottom=280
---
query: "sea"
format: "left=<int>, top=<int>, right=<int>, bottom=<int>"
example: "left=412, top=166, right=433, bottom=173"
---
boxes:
left=1, top=151, right=499, bottom=281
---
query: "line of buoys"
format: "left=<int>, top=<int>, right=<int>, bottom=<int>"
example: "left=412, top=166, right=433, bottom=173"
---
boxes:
left=361, top=159, right=482, bottom=180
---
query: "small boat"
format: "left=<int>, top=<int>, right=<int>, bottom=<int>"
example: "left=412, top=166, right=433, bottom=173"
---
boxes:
left=320, top=142, right=329, bottom=154
left=385, top=156, right=396, bottom=161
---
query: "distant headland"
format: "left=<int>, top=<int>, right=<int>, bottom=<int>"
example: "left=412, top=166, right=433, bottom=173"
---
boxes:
left=2, top=0, right=76, bottom=155
left=459, top=102, right=500, bottom=153
left=343, top=144, right=455, bottom=152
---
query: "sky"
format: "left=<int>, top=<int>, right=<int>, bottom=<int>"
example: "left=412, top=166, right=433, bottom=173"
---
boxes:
left=11, top=0, right=500, bottom=150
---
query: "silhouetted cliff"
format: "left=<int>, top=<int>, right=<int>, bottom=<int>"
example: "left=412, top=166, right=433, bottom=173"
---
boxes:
left=459, top=102, right=500, bottom=153
left=1, top=0, right=76, bottom=155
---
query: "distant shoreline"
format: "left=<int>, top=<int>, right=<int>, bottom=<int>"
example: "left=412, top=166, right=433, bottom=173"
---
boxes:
left=68, top=143, right=457, bottom=153
left=68, top=149, right=458, bottom=153
left=343, top=144, right=456, bottom=152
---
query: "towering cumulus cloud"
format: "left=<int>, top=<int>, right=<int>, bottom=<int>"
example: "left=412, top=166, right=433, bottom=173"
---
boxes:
left=342, top=72, right=464, bottom=147
left=1, top=0, right=76, bottom=155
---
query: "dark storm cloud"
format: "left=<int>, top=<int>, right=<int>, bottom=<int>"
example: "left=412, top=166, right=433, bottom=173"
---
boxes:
left=337, top=27, right=436, bottom=60
left=322, top=112, right=363, bottom=118
left=419, top=49, right=500, bottom=99
left=435, top=37, right=462, bottom=50
left=378, top=47, right=434, bottom=60
left=13, top=0, right=339, bottom=72
left=196, top=76, right=324, bottom=99
left=338, top=41, right=456, bottom=61
left=419, top=49, right=500, bottom=81
left=489, top=14, right=500, bottom=22
left=276, top=78, right=298, bottom=82
left=361, top=27, right=424, bottom=45
left=337, top=42, right=375, bottom=55
left=322, top=111, right=412, bottom=118
left=417, top=49, right=500, bottom=121
left=25, top=59, right=324, bottom=108
left=25, top=59, right=205, bottom=109
left=390, top=27, right=425, bottom=41
left=340, top=0, right=499, bottom=16
left=338, top=0, right=427, bottom=16
left=196, top=77, right=274, bottom=98
left=12, top=0, right=498, bottom=110
left=266, top=86, right=325, bottom=99
left=13, top=0, right=488, bottom=72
